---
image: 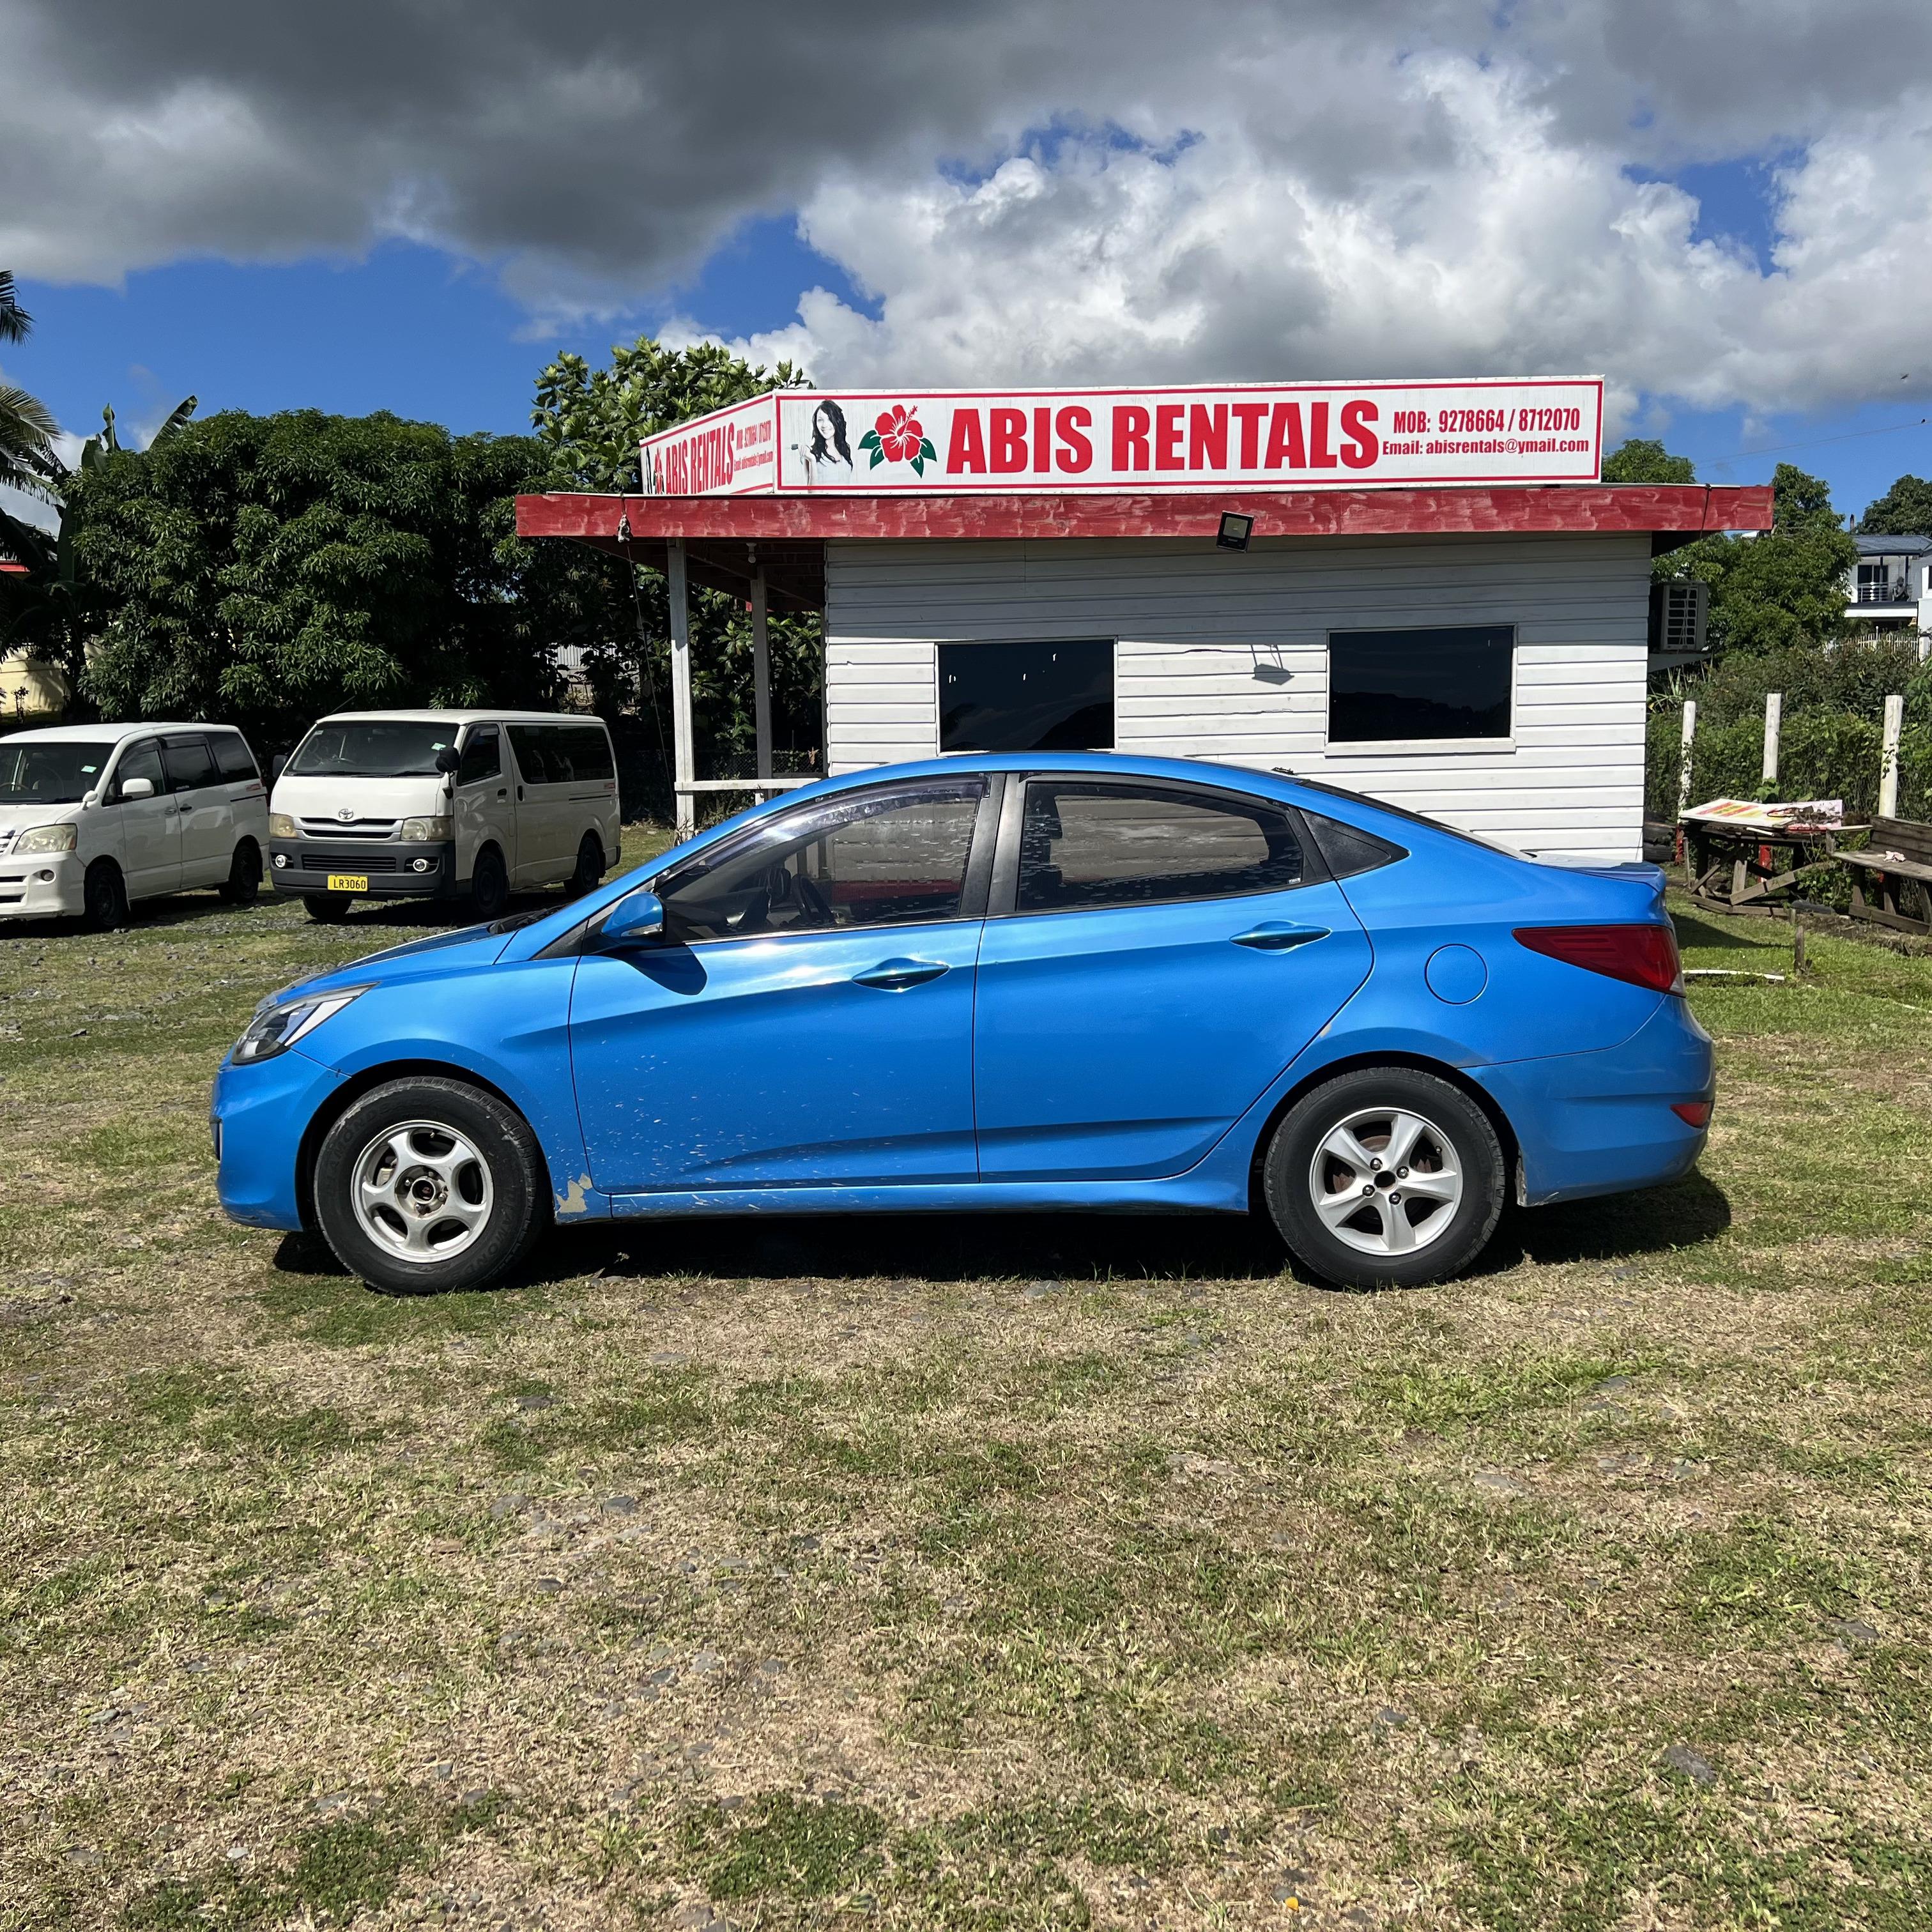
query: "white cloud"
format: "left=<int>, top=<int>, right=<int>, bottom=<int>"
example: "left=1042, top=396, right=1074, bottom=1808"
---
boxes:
left=1, top=0, right=1928, bottom=423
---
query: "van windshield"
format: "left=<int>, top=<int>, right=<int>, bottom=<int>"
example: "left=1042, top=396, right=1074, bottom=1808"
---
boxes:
left=288, top=722, right=457, bottom=778
left=0, top=740, right=117, bottom=804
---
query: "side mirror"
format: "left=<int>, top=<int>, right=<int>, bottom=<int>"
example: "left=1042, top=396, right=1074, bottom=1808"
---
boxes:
left=271, top=753, right=288, bottom=779
left=434, top=746, right=462, bottom=774
left=600, top=888, right=665, bottom=944
left=120, top=776, right=155, bottom=801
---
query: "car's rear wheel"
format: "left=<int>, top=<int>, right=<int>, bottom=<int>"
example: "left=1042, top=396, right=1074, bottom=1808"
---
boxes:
left=1263, top=1066, right=1505, bottom=1289
left=565, top=831, right=604, bottom=899
left=470, top=845, right=509, bottom=922
left=303, top=892, right=352, bottom=923
left=312, top=1077, right=548, bottom=1294
left=83, top=858, right=129, bottom=931
left=218, top=839, right=261, bottom=904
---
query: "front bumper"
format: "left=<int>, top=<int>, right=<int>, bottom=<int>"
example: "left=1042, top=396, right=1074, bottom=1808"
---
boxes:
left=268, top=840, right=457, bottom=900
left=0, top=851, right=85, bottom=918
left=213, top=1044, right=346, bottom=1230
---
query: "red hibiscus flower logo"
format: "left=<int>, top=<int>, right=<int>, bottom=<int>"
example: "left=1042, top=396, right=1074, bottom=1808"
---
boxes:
left=858, top=404, right=938, bottom=477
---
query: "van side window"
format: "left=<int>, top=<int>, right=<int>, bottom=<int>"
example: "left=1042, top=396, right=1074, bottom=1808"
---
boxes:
left=457, top=728, right=501, bottom=784
left=505, top=725, right=551, bottom=785
left=559, top=724, right=615, bottom=782
left=214, top=732, right=260, bottom=781
left=111, top=741, right=164, bottom=801
left=162, top=735, right=218, bottom=793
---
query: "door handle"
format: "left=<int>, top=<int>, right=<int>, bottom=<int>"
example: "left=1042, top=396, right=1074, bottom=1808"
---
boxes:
left=852, top=958, right=950, bottom=990
left=496, top=788, right=507, bottom=798
left=1231, top=923, right=1330, bottom=951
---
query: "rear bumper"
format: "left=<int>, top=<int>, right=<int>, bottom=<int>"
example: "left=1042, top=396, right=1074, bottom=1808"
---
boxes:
left=268, top=841, right=459, bottom=899
left=212, top=1046, right=344, bottom=1230
left=1473, top=996, right=1716, bottom=1206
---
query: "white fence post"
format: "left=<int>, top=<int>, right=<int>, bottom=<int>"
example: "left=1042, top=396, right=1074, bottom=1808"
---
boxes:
left=1762, top=691, right=1782, bottom=786
left=1880, top=693, right=1904, bottom=820
left=1677, top=700, right=1697, bottom=818
left=667, top=539, right=695, bottom=837
left=751, top=567, right=773, bottom=781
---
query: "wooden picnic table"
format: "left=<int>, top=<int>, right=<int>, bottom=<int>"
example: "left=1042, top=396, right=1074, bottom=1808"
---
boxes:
left=1680, top=816, right=1867, bottom=918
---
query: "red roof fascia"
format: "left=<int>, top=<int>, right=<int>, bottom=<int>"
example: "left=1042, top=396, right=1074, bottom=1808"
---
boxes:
left=516, top=483, right=1771, bottom=542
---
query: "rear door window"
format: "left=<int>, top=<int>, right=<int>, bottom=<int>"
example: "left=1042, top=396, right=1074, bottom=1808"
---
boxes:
left=505, top=725, right=553, bottom=785
left=1014, top=781, right=1307, bottom=914
left=213, top=732, right=260, bottom=781
left=660, top=779, right=988, bottom=941
left=161, top=735, right=219, bottom=793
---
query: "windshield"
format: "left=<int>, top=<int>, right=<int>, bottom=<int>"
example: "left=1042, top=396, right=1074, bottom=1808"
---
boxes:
left=288, top=722, right=457, bottom=778
left=0, top=740, right=117, bottom=806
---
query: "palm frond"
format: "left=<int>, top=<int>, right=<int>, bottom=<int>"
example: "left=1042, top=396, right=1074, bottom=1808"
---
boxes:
left=0, top=270, right=31, bottom=346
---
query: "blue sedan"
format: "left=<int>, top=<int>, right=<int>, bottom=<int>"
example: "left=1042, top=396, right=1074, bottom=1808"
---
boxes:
left=211, top=754, right=1713, bottom=1293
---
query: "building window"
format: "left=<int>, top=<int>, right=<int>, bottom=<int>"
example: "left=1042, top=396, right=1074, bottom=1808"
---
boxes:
left=937, top=639, right=1114, bottom=753
left=1327, top=625, right=1514, bottom=744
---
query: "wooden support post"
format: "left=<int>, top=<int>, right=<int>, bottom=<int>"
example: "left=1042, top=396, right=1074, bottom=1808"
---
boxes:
left=668, top=539, right=695, bottom=837
left=1880, top=692, right=1904, bottom=820
left=751, top=567, right=773, bottom=781
left=1762, top=691, right=1782, bottom=786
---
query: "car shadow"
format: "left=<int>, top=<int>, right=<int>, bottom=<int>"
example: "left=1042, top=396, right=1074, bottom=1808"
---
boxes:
left=1473, top=1169, right=1731, bottom=1273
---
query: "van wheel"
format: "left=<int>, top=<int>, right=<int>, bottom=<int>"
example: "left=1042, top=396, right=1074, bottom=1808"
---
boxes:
left=565, top=832, right=604, bottom=898
left=470, top=845, right=509, bottom=922
left=1262, top=1067, right=1506, bottom=1289
left=312, top=1077, right=548, bottom=1294
left=304, top=893, right=352, bottom=923
left=83, top=859, right=130, bottom=931
left=218, top=840, right=262, bottom=904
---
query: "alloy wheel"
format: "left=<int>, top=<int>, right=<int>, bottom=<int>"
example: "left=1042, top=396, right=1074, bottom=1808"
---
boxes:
left=349, top=1118, right=495, bottom=1264
left=1306, top=1104, right=1464, bottom=1257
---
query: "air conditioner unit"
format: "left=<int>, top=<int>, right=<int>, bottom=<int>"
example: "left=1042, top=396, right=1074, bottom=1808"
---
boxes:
left=1648, top=579, right=1708, bottom=656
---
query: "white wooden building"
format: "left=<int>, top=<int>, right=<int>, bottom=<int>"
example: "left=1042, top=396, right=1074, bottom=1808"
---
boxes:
left=518, top=378, right=1772, bottom=866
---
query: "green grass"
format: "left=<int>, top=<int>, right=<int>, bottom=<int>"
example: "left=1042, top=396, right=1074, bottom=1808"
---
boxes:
left=1, top=875, right=1929, bottom=1928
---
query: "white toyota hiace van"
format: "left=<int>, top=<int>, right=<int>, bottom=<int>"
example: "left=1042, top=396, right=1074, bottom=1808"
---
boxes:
left=267, top=710, right=621, bottom=922
left=0, top=721, right=271, bottom=927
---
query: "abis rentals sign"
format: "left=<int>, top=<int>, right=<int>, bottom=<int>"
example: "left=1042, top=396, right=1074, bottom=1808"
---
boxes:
left=640, top=377, right=1604, bottom=497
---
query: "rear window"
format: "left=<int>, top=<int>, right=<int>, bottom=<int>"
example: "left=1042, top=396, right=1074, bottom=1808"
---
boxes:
left=162, top=736, right=219, bottom=793
left=213, top=732, right=259, bottom=781
left=508, top=723, right=614, bottom=784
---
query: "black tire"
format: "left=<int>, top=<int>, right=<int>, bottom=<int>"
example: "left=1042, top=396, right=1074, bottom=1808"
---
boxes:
left=470, top=844, right=510, bottom=922
left=83, top=859, right=130, bottom=931
left=1262, top=1066, right=1505, bottom=1289
left=303, top=893, right=352, bottom=924
left=218, top=839, right=262, bottom=904
left=312, top=1077, right=549, bottom=1295
left=565, top=831, right=604, bottom=899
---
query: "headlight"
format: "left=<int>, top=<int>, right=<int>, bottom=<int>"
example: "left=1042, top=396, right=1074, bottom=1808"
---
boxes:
left=14, top=823, right=79, bottom=854
left=231, top=984, right=370, bottom=1065
left=400, top=815, right=453, bottom=843
left=269, top=812, right=298, bottom=839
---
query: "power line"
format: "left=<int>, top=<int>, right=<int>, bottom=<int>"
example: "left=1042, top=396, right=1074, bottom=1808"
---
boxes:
left=1708, top=415, right=1929, bottom=465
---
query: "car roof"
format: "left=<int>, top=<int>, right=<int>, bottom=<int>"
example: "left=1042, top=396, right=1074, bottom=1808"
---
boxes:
left=312, top=710, right=608, bottom=725
left=1, top=720, right=244, bottom=743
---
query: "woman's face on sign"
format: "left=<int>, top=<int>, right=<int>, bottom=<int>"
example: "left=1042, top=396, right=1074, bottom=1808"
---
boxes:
left=815, top=406, right=838, bottom=447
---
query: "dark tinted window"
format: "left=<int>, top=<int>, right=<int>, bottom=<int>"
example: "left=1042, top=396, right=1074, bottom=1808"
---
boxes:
left=939, top=639, right=1114, bottom=753
left=505, top=724, right=553, bottom=783
left=213, top=732, right=259, bottom=781
left=162, top=735, right=218, bottom=792
left=662, top=779, right=986, bottom=940
left=111, top=740, right=164, bottom=801
left=457, top=728, right=501, bottom=784
left=1016, top=781, right=1305, bottom=914
left=1301, top=810, right=1407, bottom=879
left=556, top=724, right=615, bottom=781
left=1328, top=625, right=1514, bottom=742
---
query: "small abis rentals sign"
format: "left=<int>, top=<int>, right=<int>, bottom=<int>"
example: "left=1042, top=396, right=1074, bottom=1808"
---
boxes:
left=640, top=377, right=1603, bottom=497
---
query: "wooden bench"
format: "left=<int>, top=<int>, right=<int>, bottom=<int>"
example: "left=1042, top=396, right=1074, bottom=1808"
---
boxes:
left=1838, top=816, right=1932, bottom=935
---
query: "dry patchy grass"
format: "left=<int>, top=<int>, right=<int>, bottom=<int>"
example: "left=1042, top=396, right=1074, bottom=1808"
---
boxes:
left=1, top=883, right=1928, bottom=1931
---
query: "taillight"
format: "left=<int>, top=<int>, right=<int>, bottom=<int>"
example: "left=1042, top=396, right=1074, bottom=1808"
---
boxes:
left=1513, top=923, right=1683, bottom=995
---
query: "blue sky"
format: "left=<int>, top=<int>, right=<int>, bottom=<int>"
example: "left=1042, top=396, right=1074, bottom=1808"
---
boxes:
left=5, top=152, right=1928, bottom=525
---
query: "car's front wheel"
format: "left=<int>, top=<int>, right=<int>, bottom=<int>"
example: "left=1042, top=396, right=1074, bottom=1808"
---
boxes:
left=303, top=892, right=352, bottom=923
left=1263, top=1066, right=1505, bottom=1289
left=470, top=845, right=509, bottom=923
left=312, top=1077, right=548, bottom=1294
left=83, top=858, right=129, bottom=931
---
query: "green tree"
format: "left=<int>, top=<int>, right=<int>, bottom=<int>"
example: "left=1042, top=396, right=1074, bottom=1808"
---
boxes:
left=1602, top=438, right=1696, bottom=484
left=1859, top=473, right=1932, bottom=537
left=70, top=409, right=562, bottom=746
left=1658, top=462, right=1858, bottom=657
left=528, top=335, right=824, bottom=781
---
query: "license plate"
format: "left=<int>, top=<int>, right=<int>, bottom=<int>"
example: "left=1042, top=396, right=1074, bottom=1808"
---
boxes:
left=326, top=873, right=369, bottom=893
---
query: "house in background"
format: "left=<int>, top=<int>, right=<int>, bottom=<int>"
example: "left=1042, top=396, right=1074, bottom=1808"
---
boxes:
left=1848, top=533, right=1932, bottom=646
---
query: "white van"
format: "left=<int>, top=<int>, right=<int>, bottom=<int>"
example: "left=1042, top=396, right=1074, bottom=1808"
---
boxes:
left=266, top=709, right=622, bottom=922
left=0, top=720, right=271, bottom=928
